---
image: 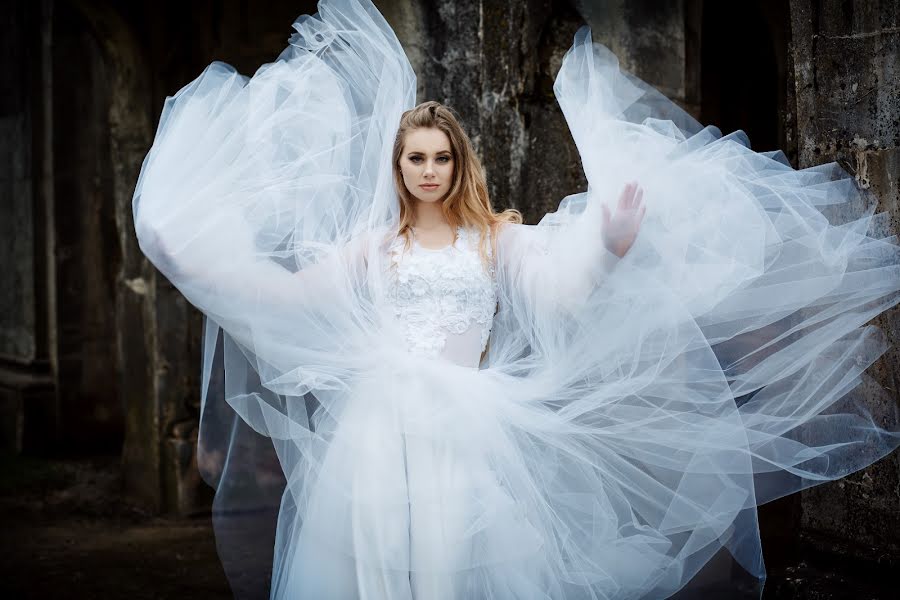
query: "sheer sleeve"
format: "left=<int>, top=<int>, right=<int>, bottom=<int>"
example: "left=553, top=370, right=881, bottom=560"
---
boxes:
left=135, top=204, right=365, bottom=311
left=493, top=191, right=620, bottom=319
left=133, top=189, right=381, bottom=380
left=134, top=201, right=368, bottom=314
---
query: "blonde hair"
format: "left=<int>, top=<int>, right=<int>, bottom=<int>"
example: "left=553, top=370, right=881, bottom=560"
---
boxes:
left=392, top=101, right=522, bottom=262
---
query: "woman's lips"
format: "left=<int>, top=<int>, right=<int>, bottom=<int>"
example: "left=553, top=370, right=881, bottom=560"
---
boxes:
left=420, top=184, right=440, bottom=191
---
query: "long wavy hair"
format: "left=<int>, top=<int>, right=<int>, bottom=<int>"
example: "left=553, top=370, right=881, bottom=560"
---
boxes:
left=392, top=101, right=522, bottom=262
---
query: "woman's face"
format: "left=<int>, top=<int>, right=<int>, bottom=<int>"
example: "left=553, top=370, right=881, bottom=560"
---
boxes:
left=398, top=127, right=454, bottom=204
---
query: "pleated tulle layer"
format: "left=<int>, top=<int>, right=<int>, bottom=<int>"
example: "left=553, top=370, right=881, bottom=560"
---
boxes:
left=131, top=1, right=900, bottom=598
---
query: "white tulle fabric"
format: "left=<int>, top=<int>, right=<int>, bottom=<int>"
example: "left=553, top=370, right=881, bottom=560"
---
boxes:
left=132, top=1, right=900, bottom=598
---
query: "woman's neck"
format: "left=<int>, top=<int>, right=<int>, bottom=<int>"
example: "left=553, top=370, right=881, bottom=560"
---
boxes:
left=412, top=200, right=450, bottom=231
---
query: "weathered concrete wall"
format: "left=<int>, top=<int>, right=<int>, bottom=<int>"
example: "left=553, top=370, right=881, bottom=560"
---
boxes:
left=790, top=0, right=900, bottom=557
left=576, top=0, right=690, bottom=99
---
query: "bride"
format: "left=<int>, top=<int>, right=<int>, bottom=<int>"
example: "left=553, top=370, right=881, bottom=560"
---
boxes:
left=132, top=0, right=900, bottom=598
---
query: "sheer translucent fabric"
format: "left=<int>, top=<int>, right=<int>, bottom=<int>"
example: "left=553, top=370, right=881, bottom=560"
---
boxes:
left=132, top=1, right=900, bottom=598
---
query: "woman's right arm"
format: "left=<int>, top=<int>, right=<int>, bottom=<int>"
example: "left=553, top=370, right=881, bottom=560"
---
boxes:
left=135, top=207, right=374, bottom=375
left=134, top=204, right=370, bottom=369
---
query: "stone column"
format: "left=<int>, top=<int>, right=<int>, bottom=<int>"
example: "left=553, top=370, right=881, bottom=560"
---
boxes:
left=790, top=0, right=900, bottom=559
left=67, top=0, right=206, bottom=514
left=0, top=0, right=57, bottom=455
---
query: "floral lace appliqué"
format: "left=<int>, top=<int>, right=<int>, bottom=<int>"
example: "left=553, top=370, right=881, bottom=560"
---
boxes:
left=386, top=227, right=496, bottom=358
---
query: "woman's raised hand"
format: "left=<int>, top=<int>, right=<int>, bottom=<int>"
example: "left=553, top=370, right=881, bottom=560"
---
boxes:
left=601, top=181, right=646, bottom=258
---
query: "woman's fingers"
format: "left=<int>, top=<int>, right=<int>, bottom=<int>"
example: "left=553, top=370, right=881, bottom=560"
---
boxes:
left=617, top=184, right=630, bottom=210
left=620, top=181, right=636, bottom=209
left=614, top=181, right=644, bottom=218
left=625, top=181, right=643, bottom=211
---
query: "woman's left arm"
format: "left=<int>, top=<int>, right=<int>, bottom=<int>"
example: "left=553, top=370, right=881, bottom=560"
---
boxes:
left=494, top=181, right=645, bottom=314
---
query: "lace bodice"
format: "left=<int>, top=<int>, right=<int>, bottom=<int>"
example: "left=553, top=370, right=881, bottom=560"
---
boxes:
left=386, top=227, right=496, bottom=368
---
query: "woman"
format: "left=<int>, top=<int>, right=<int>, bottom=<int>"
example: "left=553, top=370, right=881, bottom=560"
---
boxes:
left=133, top=0, right=900, bottom=598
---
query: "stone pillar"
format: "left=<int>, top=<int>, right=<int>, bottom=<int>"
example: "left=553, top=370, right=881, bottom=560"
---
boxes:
left=790, top=0, right=900, bottom=559
left=0, top=0, right=58, bottom=455
left=67, top=0, right=203, bottom=513
left=52, top=0, right=123, bottom=453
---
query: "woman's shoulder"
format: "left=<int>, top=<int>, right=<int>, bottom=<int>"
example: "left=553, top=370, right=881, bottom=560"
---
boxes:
left=491, top=221, right=524, bottom=235
left=482, top=222, right=529, bottom=259
left=490, top=221, right=534, bottom=244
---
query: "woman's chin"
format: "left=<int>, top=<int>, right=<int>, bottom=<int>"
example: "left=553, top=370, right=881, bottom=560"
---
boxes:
left=411, top=194, right=445, bottom=205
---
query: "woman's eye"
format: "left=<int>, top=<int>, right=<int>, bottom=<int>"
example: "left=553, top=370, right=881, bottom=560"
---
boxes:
left=437, top=156, right=450, bottom=163
left=409, top=156, right=422, bottom=163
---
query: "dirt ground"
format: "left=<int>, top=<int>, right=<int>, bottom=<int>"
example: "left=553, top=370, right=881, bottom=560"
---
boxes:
left=0, top=452, right=895, bottom=600
left=0, top=453, right=229, bottom=600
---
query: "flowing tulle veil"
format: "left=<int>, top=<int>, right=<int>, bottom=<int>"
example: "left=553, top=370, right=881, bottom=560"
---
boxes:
left=134, top=0, right=418, bottom=593
left=133, top=0, right=900, bottom=598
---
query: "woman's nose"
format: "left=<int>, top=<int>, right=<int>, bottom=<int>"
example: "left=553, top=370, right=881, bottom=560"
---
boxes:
left=423, top=161, right=435, bottom=176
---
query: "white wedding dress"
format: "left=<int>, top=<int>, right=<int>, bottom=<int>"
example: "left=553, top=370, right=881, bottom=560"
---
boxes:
left=282, top=227, right=550, bottom=599
left=132, top=0, right=900, bottom=598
